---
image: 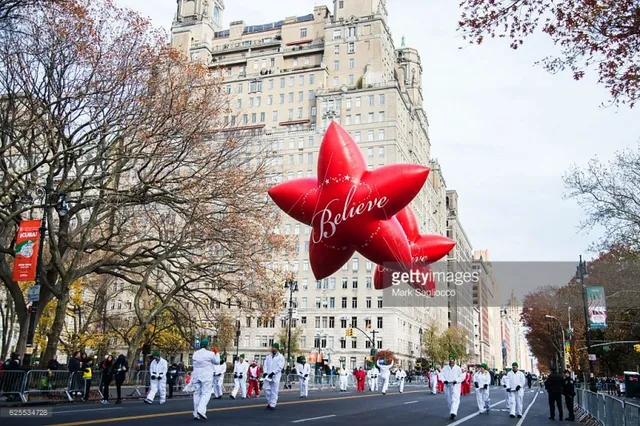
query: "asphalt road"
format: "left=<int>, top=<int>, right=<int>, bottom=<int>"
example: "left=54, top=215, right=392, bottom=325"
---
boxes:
left=4, top=384, right=568, bottom=426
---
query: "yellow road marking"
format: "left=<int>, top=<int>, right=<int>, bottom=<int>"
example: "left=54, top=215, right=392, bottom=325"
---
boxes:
left=48, top=390, right=423, bottom=425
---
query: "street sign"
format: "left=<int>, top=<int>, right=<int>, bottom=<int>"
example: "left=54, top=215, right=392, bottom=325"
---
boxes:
left=588, top=354, right=597, bottom=361
left=27, top=285, right=40, bottom=302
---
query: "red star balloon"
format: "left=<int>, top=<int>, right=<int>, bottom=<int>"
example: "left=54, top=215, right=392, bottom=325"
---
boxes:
left=373, top=206, right=456, bottom=292
left=268, top=122, right=430, bottom=280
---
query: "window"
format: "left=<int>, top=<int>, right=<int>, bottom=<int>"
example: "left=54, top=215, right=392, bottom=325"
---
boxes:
left=345, top=115, right=351, bottom=125
left=368, top=112, right=374, bottom=123
left=351, top=297, right=357, bottom=308
left=352, top=277, right=358, bottom=289
left=329, top=297, right=335, bottom=308
left=238, top=83, right=243, bottom=93
left=315, top=316, right=321, bottom=328
left=379, top=146, right=385, bottom=157
left=272, top=111, right=278, bottom=121
left=355, top=114, right=361, bottom=124
left=351, top=339, right=357, bottom=349
left=280, top=78, right=285, bottom=88
left=340, top=339, right=347, bottom=349
left=322, top=316, right=328, bottom=328
left=342, top=277, right=348, bottom=289
left=271, top=57, right=276, bottom=67
left=248, top=97, right=254, bottom=108
left=279, top=93, right=284, bottom=104
left=242, top=114, right=248, bottom=124
left=333, top=29, right=342, bottom=40
left=348, top=42, right=355, bottom=53
left=368, top=95, right=374, bottom=106
left=289, top=77, right=295, bottom=87
left=301, top=297, right=308, bottom=308
left=288, top=109, right=293, bottom=119
left=352, top=258, right=359, bottom=271
left=366, top=297, right=372, bottom=308
left=329, top=317, right=335, bottom=328
left=300, top=28, right=308, bottom=38
left=348, top=27, right=356, bottom=37
left=226, top=85, right=232, bottom=94
left=377, top=316, right=384, bottom=328
left=351, top=317, right=357, bottom=328
left=377, top=340, right=383, bottom=349
left=346, top=98, right=352, bottom=109
left=308, top=90, right=314, bottom=100
left=378, top=129, right=385, bottom=140
left=299, top=75, right=305, bottom=85
left=298, top=91, right=303, bottom=101
left=334, top=45, right=340, bottom=54
left=260, top=112, right=265, bottom=122
left=311, top=106, right=316, bottom=116
left=333, top=60, right=339, bottom=71
left=333, top=76, right=339, bottom=87
left=366, top=277, right=372, bottom=289
left=354, top=132, right=361, bottom=143
left=253, top=61, right=258, bottom=70
left=268, top=79, right=274, bottom=89
left=289, top=92, right=294, bottom=103
left=379, top=111, right=385, bottom=122
left=355, top=97, right=361, bottom=107
left=367, top=130, right=374, bottom=141
left=349, top=58, right=355, bottom=69
left=367, top=147, right=373, bottom=158
left=364, top=318, right=372, bottom=328
left=307, top=152, right=313, bottom=164
left=316, top=280, right=322, bottom=290
left=236, top=99, right=242, bottom=108
left=379, top=94, right=385, bottom=104
left=341, top=297, right=347, bottom=309
left=267, top=95, right=273, bottom=105
left=340, top=319, right=347, bottom=328
left=309, top=74, right=315, bottom=85
left=348, top=75, right=354, bottom=85
left=339, top=0, right=344, bottom=9
left=377, top=297, right=383, bottom=308
left=298, top=107, right=304, bottom=118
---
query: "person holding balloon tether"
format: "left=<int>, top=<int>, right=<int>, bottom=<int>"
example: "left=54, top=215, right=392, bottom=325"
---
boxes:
left=441, top=354, right=465, bottom=420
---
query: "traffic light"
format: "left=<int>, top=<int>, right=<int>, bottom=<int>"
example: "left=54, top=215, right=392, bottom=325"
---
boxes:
left=634, top=344, right=640, bottom=353
left=346, top=328, right=353, bottom=337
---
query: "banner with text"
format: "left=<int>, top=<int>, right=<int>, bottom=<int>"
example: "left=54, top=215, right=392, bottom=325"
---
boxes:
left=587, top=286, right=607, bottom=330
left=12, top=219, right=41, bottom=282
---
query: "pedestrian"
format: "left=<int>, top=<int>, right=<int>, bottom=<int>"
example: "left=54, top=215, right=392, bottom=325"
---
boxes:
left=145, top=351, right=167, bottom=405
left=263, top=342, right=285, bottom=410
left=563, top=370, right=576, bottom=421
left=367, top=363, right=379, bottom=392
left=338, top=364, right=349, bottom=391
left=544, top=366, right=564, bottom=420
left=395, top=366, right=406, bottom=393
left=355, top=367, right=366, bottom=392
left=212, top=351, right=225, bottom=399
left=501, top=368, right=511, bottom=410
left=47, top=355, right=61, bottom=370
left=376, top=358, right=393, bottom=395
left=473, top=364, right=491, bottom=414
left=190, top=338, right=220, bottom=420
left=526, top=371, right=533, bottom=389
left=247, top=360, right=261, bottom=398
left=507, top=362, right=526, bottom=418
left=100, top=355, right=114, bottom=404
left=80, top=352, right=92, bottom=401
left=441, top=354, right=464, bottom=420
left=231, top=354, right=248, bottom=399
left=296, top=356, right=310, bottom=398
left=166, top=363, right=178, bottom=399
left=428, top=367, right=438, bottom=395
left=112, top=354, right=128, bottom=404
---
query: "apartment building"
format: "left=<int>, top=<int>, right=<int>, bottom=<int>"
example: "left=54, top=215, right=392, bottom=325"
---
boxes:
left=168, top=0, right=469, bottom=369
left=472, top=249, right=502, bottom=368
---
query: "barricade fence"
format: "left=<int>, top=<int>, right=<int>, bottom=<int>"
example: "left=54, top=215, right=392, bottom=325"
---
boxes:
left=576, top=388, right=640, bottom=426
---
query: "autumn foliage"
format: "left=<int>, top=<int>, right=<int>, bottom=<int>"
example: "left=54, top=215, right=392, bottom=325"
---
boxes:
left=458, top=0, right=640, bottom=107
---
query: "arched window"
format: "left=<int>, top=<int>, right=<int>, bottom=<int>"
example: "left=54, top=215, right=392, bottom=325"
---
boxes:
left=213, top=7, right=219, bottom=24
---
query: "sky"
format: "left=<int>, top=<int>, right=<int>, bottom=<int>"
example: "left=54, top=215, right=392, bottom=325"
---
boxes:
left=115, top=0, right=640, bottom=265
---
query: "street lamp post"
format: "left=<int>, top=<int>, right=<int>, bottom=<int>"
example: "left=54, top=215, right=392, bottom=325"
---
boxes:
left=545, top=315, right=566, bottom=370
left=284, top=277, right=298, bottom=367
left=22, top=182, right=68, bottom=367
left=577, top=256, right=598, bottom=393
left=235, top=318, right=241, bottom=360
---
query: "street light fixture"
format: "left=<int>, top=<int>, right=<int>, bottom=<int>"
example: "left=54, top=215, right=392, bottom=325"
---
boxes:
left=284, top=276, right=298, bottom=367
left=235, top=317, right=241, bottom=360
left=576, top=256, right=597, bottom=393
left=545, top=315, right=566, bottom=370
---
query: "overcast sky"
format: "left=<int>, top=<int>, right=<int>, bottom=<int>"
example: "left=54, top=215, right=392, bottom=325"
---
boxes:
left=116, top=0, right=640, bottom=264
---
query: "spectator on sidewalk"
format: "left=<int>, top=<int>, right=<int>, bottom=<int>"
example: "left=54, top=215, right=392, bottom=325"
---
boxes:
left=47, top=355, right=61, bottom=370
left=68, top=351, right=83, bottom=399
left=80, top=352, right=93, bottom=401
left=100, top=355, right=114, bottom=404
left=563, top=370, right=576, bottom=421
left=112, top=354, right=129, bottom=404
left=167, top=363, right=179, bottom=399
left=545, top=366, right=564, bottom=421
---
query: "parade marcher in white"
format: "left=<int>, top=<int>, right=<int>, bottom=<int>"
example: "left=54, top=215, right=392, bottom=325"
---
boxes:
left=296, top=356, right=311, bottom=398
left=231, top=354, right=248, bottom=399
left=395, top=366, right=407, bottom=393
left=377, top=358, right=393, bottom=395
left=338, top=365, right=350, bottom=391
left=442, top=354, right=465, bottom=420
left=429, top=367, right=438, bottom=395
left=212, top=354, right=226, bottom=399
left=145, top=351, right=168, bottom=405
left=190, top=339, right=220, bottom=420
left=473, top=363, right=491, bottom=414
left=367, top=364, right=379, bottom=391
left=501, top=368, right=511, bottom=410
left=263, top=342, right=285, bottom=410
left=507, top=362, right=526, bottom=418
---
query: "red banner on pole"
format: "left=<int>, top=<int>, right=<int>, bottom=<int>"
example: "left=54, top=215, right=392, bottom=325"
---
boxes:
left=12, top=219, right=42, bottom=282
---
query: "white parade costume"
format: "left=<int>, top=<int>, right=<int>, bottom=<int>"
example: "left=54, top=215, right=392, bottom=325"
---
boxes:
left=191, top=348, right=220, bottom=420
left=501, top=374, right=511, bottom=409
left=429, top=370, right=438, bottom=394
left=441, top=363, right=465, bottom=418
left=473, top=370, right=491, bottom=414
left=395, top=369, right=407, bottom=393
left=296, top=362, right=311, bottom=397
left=231, top=359, right=249, bottom=399
left=212, top=361, right=226, bottom=398
left=377, top=359, right=393, bottom=394
left=339, top=367, right=350, bottom=391
left=367, top=367, right=379, bottom=391
left=263, top=351, right=285, bottom=408
left=146, top=357, right=168, bottom=404
left=507, top=369, right=526, bottom=417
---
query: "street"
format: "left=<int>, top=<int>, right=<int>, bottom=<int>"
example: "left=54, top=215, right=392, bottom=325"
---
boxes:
left=6, top=384, right=564, bottom=426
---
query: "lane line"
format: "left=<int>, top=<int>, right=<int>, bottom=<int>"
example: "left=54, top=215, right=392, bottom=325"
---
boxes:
left=404, top=400, right=418, bottom=405
left=448, top=399, right=506, bottom=426
left=292, top=414, right=337, bottom=423
left=55, top=407, right=124, bottom=415
left=47, top=390, right=424, bottom=426
left=515, top=389, right=540, bottom=426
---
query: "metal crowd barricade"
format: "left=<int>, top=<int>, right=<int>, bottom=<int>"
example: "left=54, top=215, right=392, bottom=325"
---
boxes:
left=131, top=371, right=150, bottom=397
left=67, top=371, right=87, bottom=399
left=624, top=401, right=640, bottom=426
left=23, top=370, right=73, bottom=401
left=0, top=370, right=27, bottom=403
left=576, top=389, right=634, bottom=426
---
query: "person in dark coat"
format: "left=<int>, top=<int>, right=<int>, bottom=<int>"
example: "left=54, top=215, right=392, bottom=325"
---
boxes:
left=545, top=366, right=564, bottom=420
left=47, top=355, right=61, bottom=370
left=563, top=370, right=576, bottom=421
left=68, top=351, right=83, bottom=398
left=80, top=352, right=93, bottom=401
left=100, top=355, right=114, bottom=404
left=526, top=372, right=533, bottom=388
left=112, top=354, right=129, bottom=404
left=166, top=363, right=178, bottom=399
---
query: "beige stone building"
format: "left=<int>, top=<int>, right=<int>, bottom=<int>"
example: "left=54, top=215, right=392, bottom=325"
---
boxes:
left=169, top=0, right=473, bottom=369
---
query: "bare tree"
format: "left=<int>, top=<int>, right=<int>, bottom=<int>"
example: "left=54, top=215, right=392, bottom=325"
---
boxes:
left=0, top=285, right=16, bottom=359
left=0, top=0, right=289, bottom=365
